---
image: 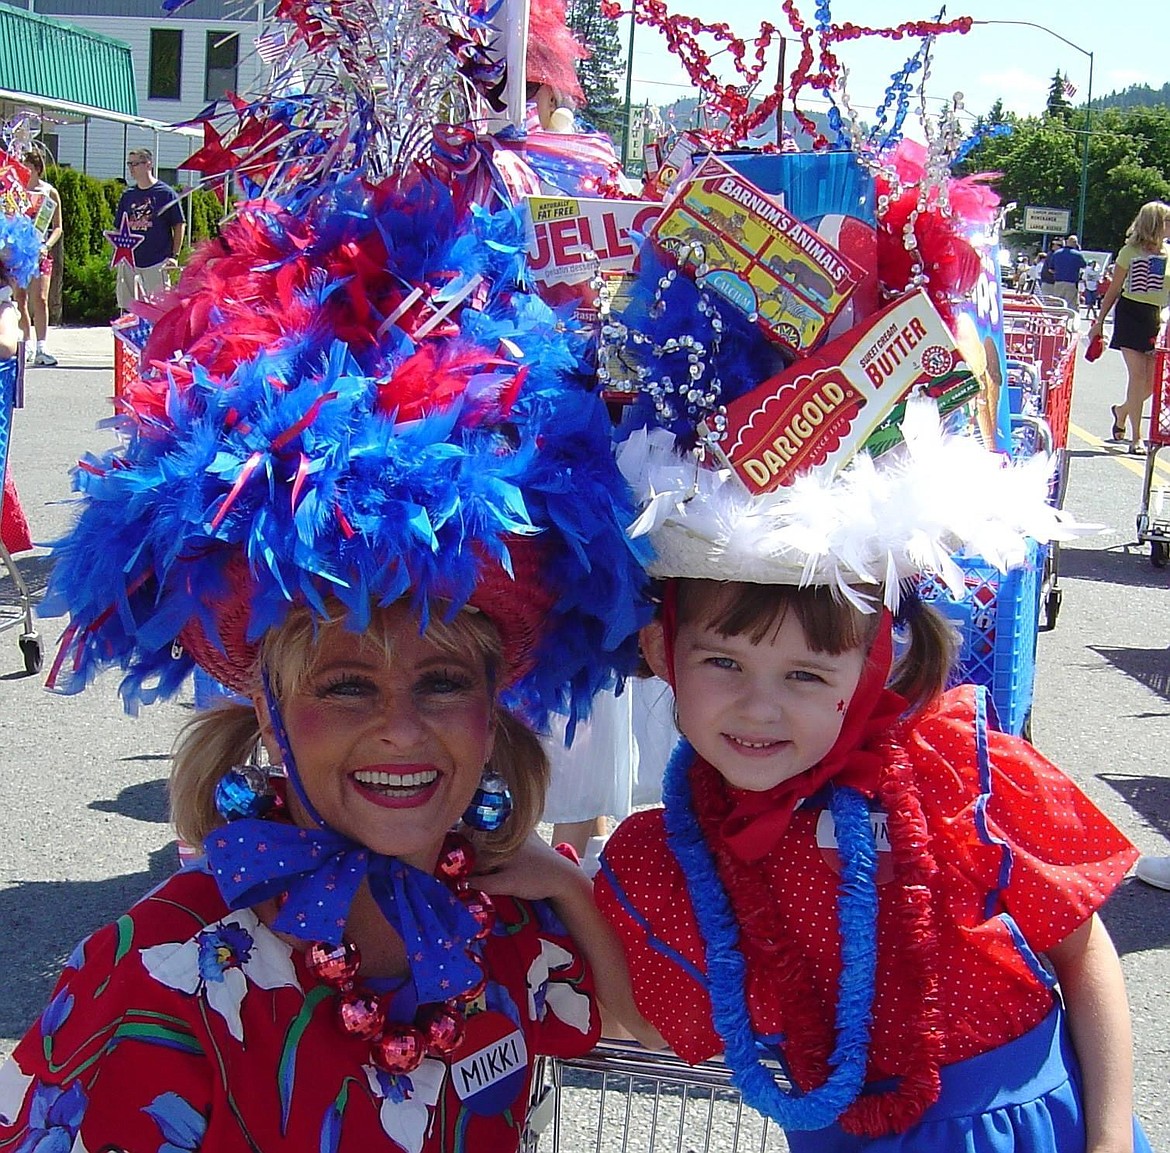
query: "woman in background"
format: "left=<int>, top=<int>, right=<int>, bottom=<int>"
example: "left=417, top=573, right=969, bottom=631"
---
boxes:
left=1088, top=201, right=1170, bottom=453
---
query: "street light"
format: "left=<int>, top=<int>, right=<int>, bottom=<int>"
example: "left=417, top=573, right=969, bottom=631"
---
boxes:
left=970, top=20, right=1093, bottom=241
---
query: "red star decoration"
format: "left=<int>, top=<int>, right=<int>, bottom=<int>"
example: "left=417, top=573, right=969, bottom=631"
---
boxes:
left=837, top=699, right=846, bottom=713
left=104, top=213, right=144, bottom=269
left=179, top=120, right=239, bottom=180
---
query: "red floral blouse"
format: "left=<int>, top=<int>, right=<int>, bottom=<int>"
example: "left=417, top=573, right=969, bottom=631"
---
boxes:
left=0, top=867, right=598, bottom=1151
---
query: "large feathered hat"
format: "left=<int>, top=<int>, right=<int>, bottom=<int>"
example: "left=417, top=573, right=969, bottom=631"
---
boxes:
left=45, top=172, right=650, bottom=732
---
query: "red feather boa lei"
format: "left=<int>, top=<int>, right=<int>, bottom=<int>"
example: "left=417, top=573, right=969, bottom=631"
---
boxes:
left=692, top=727, right=946, bottom=1137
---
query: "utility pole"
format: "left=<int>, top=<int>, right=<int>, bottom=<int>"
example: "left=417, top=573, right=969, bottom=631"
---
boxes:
left=620, top=9, right=635, bottom=169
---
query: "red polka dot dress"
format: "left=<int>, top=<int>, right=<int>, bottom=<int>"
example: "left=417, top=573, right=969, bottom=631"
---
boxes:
left=596, top=686, right=1142, bottom=1150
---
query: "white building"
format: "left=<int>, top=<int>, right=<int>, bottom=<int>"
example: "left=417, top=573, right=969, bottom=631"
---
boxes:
left=6, top=0, right=269, bottom=185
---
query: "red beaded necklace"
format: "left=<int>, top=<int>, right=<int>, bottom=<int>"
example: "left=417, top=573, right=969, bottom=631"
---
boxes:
left=302, top=832, right=495, bottom=1075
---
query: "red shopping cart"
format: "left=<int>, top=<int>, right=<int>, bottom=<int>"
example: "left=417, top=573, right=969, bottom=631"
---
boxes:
left=1001, top=294, right=1079, bottom=630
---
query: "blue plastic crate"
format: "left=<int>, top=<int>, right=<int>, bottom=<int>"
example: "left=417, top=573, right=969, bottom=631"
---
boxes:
left=916, top=541, right=1043, bottom=736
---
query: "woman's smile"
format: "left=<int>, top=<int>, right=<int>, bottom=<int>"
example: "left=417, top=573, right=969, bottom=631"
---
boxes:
left=350, top=764, right=442, bottom=808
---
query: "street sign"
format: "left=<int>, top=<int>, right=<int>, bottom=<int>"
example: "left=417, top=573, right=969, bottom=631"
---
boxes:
left=627, top=103, right=647, bottom=162
left=1023, top=206, right=1071, bottom=234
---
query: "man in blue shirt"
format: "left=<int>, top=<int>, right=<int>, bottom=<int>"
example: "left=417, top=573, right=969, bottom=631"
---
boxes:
left=1048, top=233, right=1086, bottom=311
left=113, top=149, right=185, bottom=310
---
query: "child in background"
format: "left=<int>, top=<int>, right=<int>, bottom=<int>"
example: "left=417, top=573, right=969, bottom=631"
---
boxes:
left=594, top=406, right=1150, bottom=1152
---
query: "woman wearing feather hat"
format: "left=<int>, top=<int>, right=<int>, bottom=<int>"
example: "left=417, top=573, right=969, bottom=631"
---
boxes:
left=0, top=166, right=653, bottom=1151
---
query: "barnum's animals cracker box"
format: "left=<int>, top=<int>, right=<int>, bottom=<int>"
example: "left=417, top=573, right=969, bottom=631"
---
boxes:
left=649, top=155, right=867, bottom=357
left=705, top=291, right=980, bottom=494
left=524, top=196, right=662, bottom=320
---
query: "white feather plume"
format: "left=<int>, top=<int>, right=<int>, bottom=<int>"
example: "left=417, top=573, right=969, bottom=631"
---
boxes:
left=616, top=396, right=1090, bottom=611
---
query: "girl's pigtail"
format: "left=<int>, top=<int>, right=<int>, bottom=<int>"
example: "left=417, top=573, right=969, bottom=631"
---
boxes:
left=889, top=602, right=959, bottom=716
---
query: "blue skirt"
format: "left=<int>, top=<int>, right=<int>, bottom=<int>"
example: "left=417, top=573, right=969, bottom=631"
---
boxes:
left=785, top=1006, right=1153, bottom=1152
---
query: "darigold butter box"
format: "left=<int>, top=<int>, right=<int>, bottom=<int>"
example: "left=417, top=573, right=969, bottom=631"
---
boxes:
left=649, top=155, right=867, bottom=357
left=704, top=291, right=980, bottom=493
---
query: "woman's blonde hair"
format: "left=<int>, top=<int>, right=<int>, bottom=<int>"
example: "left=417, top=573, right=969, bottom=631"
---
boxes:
left=672, top=578, right=958, bottom=716
left=1125, top=201, right=1170, bottom=251
left=171, top=603, right=548, bottom=869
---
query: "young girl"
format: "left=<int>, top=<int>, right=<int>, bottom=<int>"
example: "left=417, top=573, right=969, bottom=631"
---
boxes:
left=593, top=412, right=1150, bottom=1152
left=1088, top=200, right=1170, bottom=453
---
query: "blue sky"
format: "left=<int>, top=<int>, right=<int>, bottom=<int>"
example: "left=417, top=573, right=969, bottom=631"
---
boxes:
left=624, top=0, right=1158, bottom=128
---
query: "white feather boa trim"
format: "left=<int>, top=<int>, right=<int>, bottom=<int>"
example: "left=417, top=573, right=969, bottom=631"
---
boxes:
left=617, top=396, right=1090, bottom=612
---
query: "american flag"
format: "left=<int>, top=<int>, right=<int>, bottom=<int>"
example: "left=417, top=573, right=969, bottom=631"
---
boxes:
left=254, top=30, right=289, bottom=65
left=1062, top=76, right=1078, bottom=98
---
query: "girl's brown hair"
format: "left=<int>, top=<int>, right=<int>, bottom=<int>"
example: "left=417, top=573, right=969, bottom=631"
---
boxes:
left=673, top=579, right=957, bottom=715
left=170, top=604, right=548, bottom=868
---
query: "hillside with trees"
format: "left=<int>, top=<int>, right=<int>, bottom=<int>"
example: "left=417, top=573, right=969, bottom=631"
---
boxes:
left=959, top=88, right=1170, bottom=254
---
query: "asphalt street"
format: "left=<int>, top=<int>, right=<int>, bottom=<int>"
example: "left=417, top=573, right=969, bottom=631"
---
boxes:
left=0, top=322, right=1167, bottom=1147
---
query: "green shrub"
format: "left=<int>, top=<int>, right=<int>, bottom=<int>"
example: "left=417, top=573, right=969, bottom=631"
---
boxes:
left=62, top=253, right=117, bottom=324
left=53, top=167, right=92, bottom=272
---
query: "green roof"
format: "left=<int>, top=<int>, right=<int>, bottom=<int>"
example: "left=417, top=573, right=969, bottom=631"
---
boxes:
left=0, top=5, right=137, bottom=117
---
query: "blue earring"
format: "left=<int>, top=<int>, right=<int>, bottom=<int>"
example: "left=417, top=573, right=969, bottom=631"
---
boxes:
left=462, top=768, right=513, bottom=832
left=214, top=763, right=283, bottom=821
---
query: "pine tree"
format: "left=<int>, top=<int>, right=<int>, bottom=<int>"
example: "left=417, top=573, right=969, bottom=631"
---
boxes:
left=567, top=0, right=627, bottom=142
left=1045, top=71, right=1072, bottom=121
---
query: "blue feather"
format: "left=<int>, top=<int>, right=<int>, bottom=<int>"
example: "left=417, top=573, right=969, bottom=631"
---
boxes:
left=0, top=211, right=43, bottom=289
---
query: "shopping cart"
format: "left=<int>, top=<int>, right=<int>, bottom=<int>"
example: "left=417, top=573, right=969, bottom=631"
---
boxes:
left=1135, top=338, right=1170, bottom=567
left=525, top=1040, right=785, bottom=1152
left=1001, top=294, right=1079, bottom=629
left=0, top=348, right=41, bottom=673
left=112, top=311, right=151, bottom=408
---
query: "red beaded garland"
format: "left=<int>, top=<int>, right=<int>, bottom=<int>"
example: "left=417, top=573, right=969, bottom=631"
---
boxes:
left=435, top=833, right=475, bottom=882
left=372, top=1025, right=427, bottom=1074
left=596, top=0, right=971, bottom=152
left=306, top=832, right=495, bottom=1074
left=337, top=991, right=387, bottom=1040
left=418, top=1004, right=467, bottom=1056
left=460, top=889, right=495, bottom=940
left=305, top=939, right=361, bottom=986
